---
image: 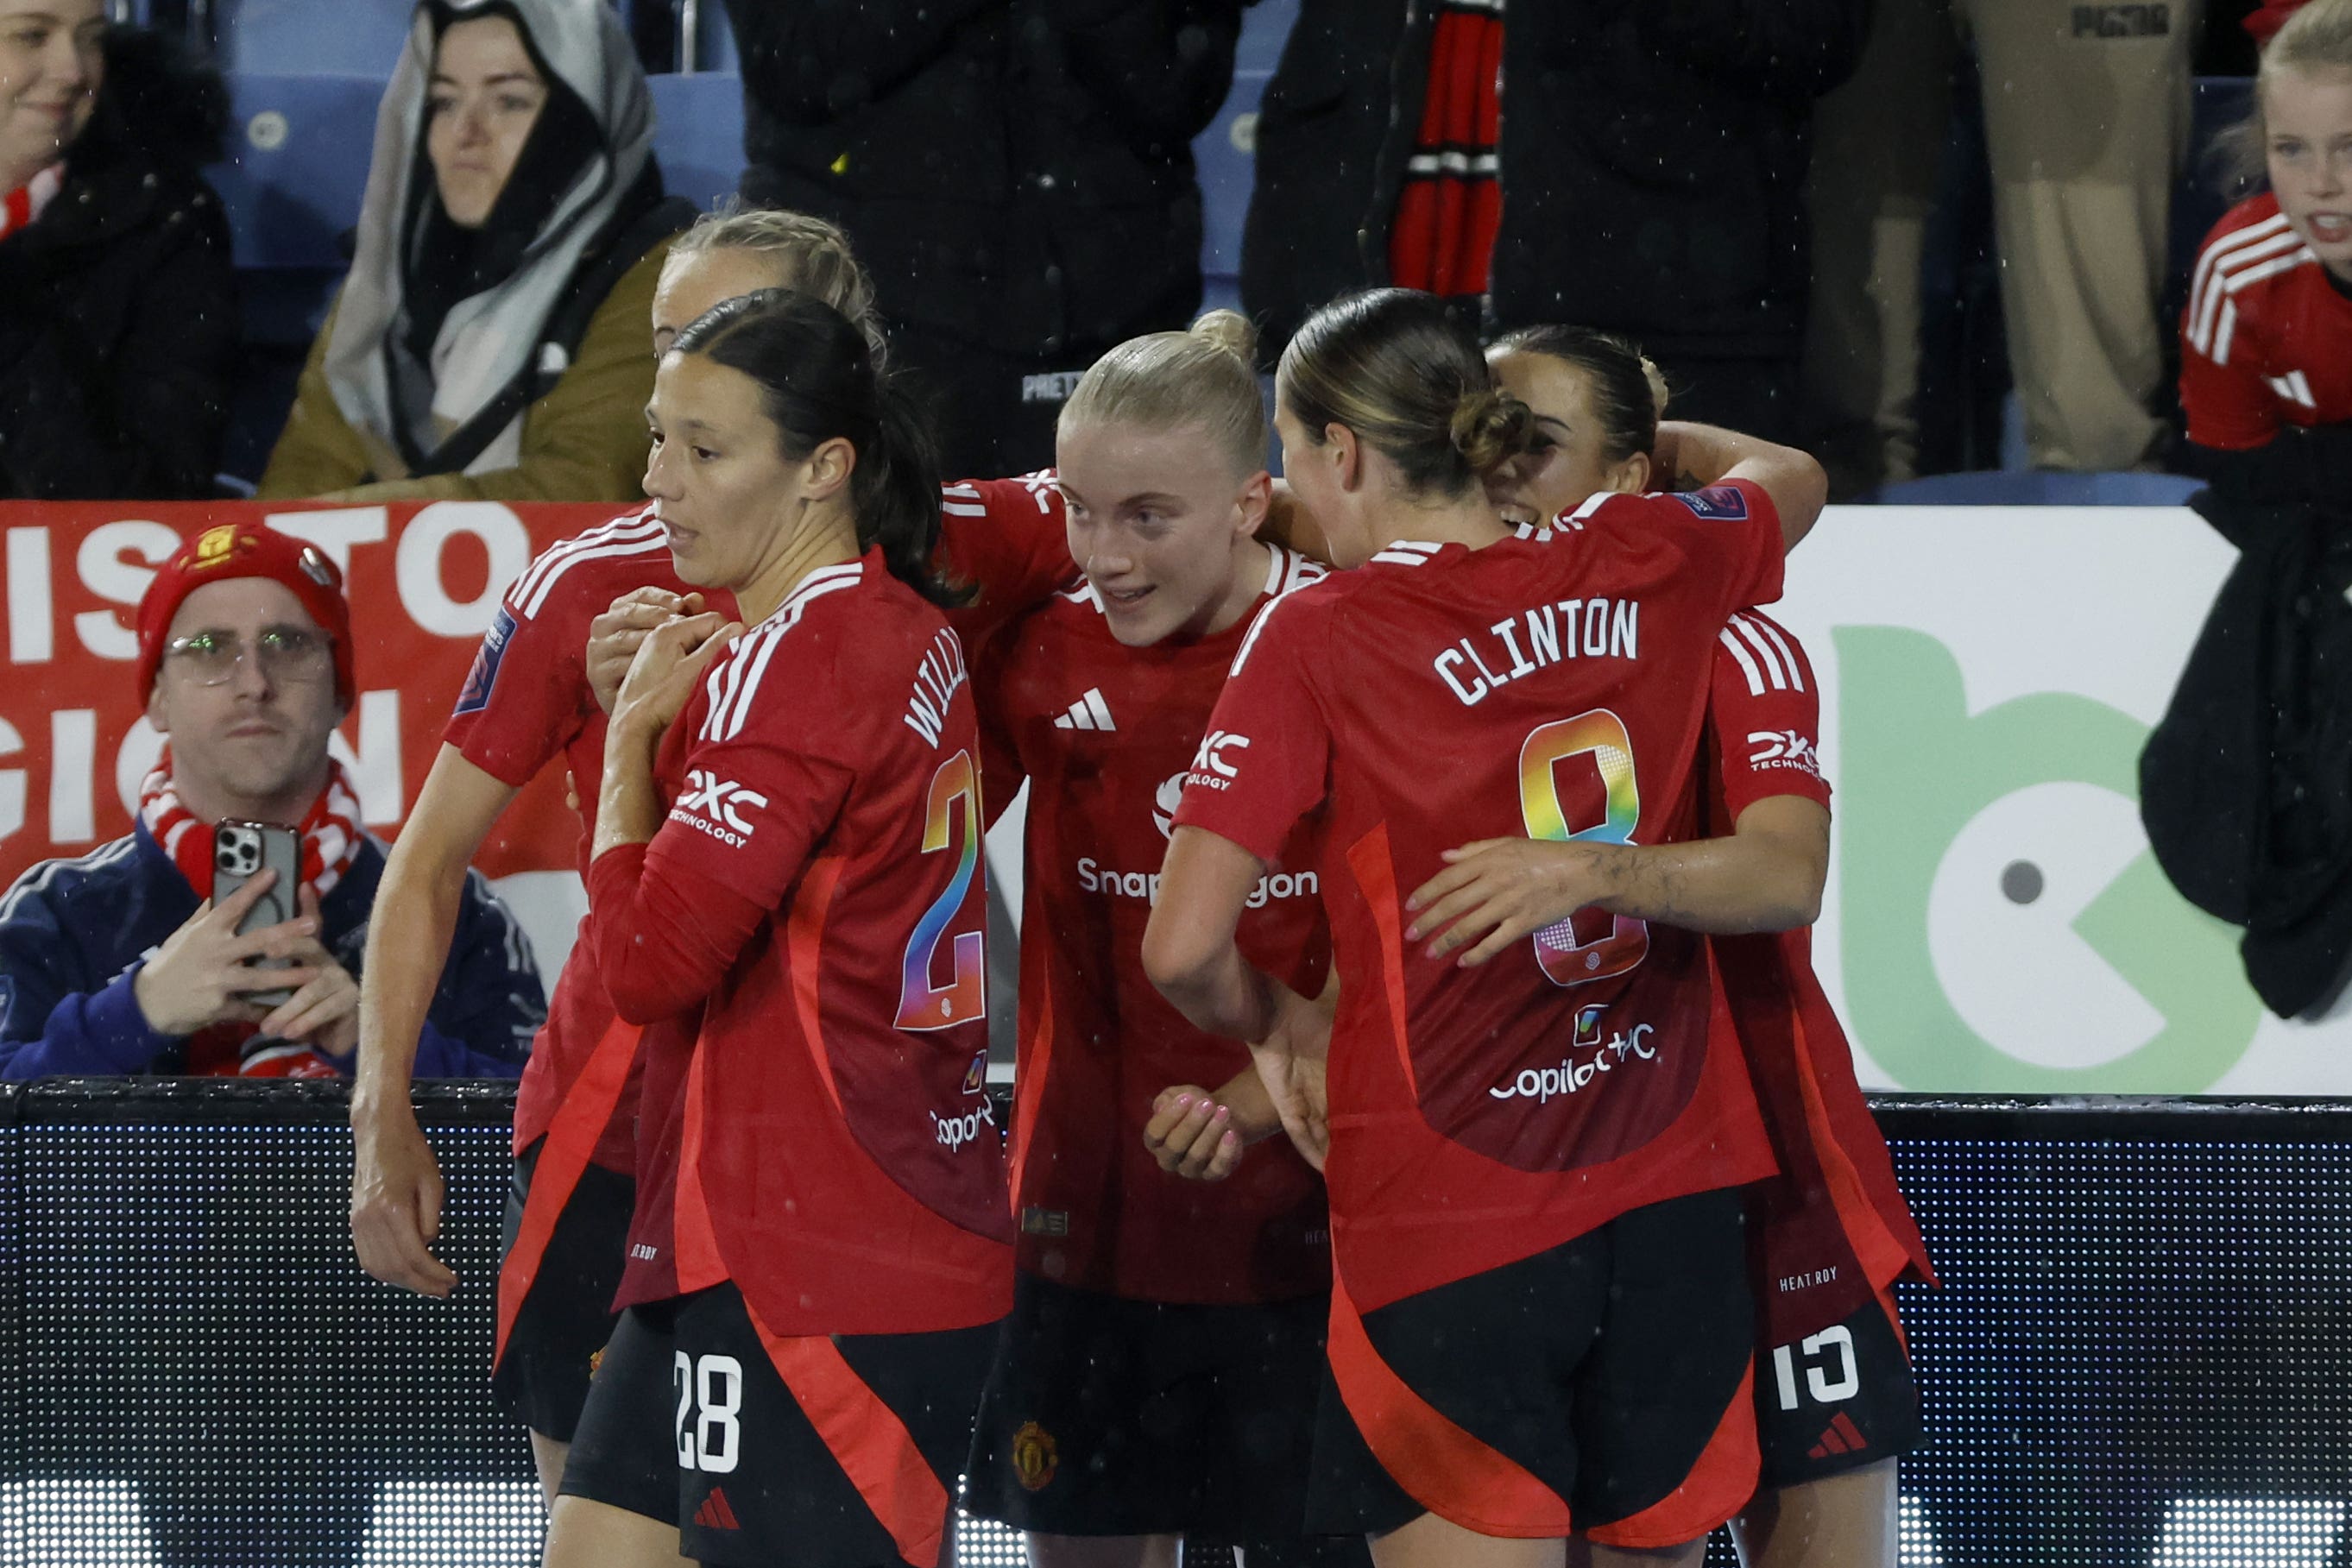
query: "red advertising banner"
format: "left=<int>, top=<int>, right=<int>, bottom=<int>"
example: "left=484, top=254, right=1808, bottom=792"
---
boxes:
left=5, top=501, right=630, bottom=897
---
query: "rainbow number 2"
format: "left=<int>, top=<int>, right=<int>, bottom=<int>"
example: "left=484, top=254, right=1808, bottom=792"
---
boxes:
left=896, top=749, right=987, bottom=1030
left=1518, top=710, right=1649, bottom=987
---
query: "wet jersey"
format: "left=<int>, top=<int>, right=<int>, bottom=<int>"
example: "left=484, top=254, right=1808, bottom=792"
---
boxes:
left=594, top=551, right=1011, bottom=1337
left=1176, top=483, right=1788, bottom=1314
left=1699, top=610, right=1934, bottom=1344
left=979, top=545, right=1332, bottom=1305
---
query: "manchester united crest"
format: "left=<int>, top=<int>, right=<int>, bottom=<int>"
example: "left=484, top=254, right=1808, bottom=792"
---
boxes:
left=1012, top=1420, right=1058, bottom=1492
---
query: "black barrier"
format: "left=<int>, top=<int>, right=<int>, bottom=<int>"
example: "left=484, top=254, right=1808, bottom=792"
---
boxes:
left=2, top=1084, right=2351, bottom=1566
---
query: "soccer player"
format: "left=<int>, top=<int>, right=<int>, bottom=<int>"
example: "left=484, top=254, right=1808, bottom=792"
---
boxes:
left=544, top=288, right=1010, bottom=1568
left=1454, top=323, right=1936, bottom=1568
left=347, top=207, right=1069, bottom=1502
left=959, top=311, right=1361, bottom=1568
left=2179, top=0, right=2352, bottom=463
left=1142, top=287, right=1823, bottom=1568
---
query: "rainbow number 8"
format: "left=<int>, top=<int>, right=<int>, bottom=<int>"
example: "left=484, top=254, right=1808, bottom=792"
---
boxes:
left=896, top=749, right=987, bottom=1030
left=1518, top=710, right=1649, bottom=988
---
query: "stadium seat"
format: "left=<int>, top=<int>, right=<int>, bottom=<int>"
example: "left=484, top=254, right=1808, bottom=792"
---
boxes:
left=1869, top=470, right=2204, bottom=507
left=1195, top=68, right=1264, bottom=284
left=210, top=73, right=382, bottom=281
left=1236, top=0, right=1298, bottom=74
left=648, top=72, right=746, bottom=211
left=638, top=0, right=739, bottom=72
left=211, top=0, right=411, bottom=76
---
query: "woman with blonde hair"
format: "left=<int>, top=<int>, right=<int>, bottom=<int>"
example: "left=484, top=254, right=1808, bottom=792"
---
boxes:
left=2180, top=0, right=2352, bottom=458
left=962, top=310, right=1360, bottom=1568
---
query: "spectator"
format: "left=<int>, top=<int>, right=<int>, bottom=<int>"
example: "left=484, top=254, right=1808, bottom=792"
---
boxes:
left=1800, top=1, right=2203, bottom=493
left=728, top=0, right=1242, bottom=477
left=0, top=6, right=237, bottom=499
left=0, top=522, right=543, bottom=1081
left=1240, top=1, right=1865, bottom=444
left=257, top=0, right=693, bottom=503
left=2179, top=0, right=2352, bottom=463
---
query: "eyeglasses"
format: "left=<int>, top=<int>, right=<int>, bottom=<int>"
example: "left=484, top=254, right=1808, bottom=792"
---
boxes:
left=162, top=629, right=333, bottom=687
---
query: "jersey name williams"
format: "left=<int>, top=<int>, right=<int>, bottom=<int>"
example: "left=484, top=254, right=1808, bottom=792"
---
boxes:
left=1435, top=597, right=1642, bottom=707
left=903, top=628, right=971, bottom=749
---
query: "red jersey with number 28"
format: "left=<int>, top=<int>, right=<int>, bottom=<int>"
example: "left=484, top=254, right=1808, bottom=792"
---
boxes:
left=598, top=551, right=1011, bottom=1337
left=1700, top=611, right=1933, bottom=1346
left=979, top=545, right=1333, bottom=1306
left=1176, top=482, right=1787, bottom=1316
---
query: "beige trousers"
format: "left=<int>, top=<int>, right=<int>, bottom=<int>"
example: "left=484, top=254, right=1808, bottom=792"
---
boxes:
left=1801, top=0, right=2202, bottom=483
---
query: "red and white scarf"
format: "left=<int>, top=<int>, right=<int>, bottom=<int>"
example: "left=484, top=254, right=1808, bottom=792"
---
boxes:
left=0, top=162, right=66, bottom=244
left=139, top=751, right=365, bottom=904
left=138, top=754, right=365, bottom=1078
left=1390, top=0, right=1505, bottom=302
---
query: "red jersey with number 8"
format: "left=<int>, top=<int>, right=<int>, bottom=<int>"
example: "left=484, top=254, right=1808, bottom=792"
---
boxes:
left=1176, top=483, right=1787, bottom=1314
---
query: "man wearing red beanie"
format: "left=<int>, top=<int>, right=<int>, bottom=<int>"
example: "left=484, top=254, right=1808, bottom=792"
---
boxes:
left=0, top=520, right=544, bottom=1081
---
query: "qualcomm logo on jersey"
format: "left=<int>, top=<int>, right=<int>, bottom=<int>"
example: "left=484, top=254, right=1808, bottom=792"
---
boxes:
left=1749, top=729, right=1823, bottom=777
left=1152, top=771, right=1186, bottom=839
left=932, top=1096, right=998, bottom=1152
left=672, top=770, right=769, bottom=847
left=1187, top=731, right=1250, bottom=792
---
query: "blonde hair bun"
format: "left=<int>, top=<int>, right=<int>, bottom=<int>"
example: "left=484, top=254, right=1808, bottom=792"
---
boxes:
left=1189, top=308, right=1259, bottom=368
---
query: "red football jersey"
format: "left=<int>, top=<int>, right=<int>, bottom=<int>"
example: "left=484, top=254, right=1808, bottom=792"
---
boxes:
left=979, top=545, right=1333, bottom=1306
left=1176, top=483, right=1787, bottom=1315
left=599, top=551, right=1012, bottom=1337
left=445, top=488, right=1071, bottom=1173
left=1698, top=611, right=1933, bottom=1347
left=2180, top=193, right=2352, bottom=451
left=445, top=507, right=722, bottom=1169
left=942, top=470, right=1077, bottom=643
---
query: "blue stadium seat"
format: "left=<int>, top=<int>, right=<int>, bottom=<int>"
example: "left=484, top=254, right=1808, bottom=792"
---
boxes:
left=647, top=72, right=745, bottom=212
left=691, top=0, right=739, bottom=72
left=210, top=73, right=382, bottom=282
left=212, top=0, right=411, bottom=76
left=1236, top=0, right=1298, bottom=74
left=1195, top=67, right=1264, bottom=283
left=1869, top=470, right=2204, bottom=507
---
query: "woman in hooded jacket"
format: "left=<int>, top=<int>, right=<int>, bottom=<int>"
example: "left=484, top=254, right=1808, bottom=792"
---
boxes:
left=0, top=6, right=238, bottom=499
left=258, top=0, right=693, bottom=503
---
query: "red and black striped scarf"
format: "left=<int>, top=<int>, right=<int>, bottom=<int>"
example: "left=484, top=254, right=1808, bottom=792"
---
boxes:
left=1389, top=0, right=1504, bottom=301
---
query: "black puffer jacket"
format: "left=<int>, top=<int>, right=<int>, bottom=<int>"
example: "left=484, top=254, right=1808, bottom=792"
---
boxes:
left=0, top=29, right=238, bottom=499
left=730, top=0, right=1240, bottom=358
left=1241, top=0, right=1868, bottom=362
left=2142, top=427, right=2352, bottom=1018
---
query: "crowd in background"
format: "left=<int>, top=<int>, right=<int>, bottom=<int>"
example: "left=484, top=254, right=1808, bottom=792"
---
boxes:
left=0, top=0, right=2340, bottom=508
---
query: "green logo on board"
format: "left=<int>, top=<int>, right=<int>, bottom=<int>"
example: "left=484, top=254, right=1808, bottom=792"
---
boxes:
left=1836, top=627, right=2260, bottom=1092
